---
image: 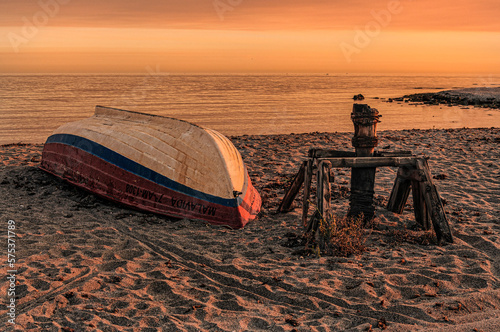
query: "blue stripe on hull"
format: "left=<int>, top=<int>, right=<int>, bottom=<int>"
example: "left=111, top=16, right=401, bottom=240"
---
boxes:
left=46, top=134, right=239, bottom=207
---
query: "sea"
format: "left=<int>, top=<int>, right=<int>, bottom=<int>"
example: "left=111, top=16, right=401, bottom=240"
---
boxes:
left=1, top=73, right=499, bottom=145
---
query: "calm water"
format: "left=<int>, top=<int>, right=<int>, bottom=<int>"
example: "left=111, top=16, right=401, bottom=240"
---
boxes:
left=1, top=73, right=499, bottom=145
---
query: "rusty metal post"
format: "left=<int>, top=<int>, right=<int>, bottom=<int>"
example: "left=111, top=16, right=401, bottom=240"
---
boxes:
left=348, top=104, right=381, bottom=223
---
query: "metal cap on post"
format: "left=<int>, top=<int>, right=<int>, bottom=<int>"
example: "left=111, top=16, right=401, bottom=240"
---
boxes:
left=348, top=104, right=381, bottom=223
left=351, top=104, right=381, bottom=155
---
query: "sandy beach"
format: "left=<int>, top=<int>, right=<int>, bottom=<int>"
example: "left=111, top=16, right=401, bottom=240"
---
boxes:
left=1, top=128, right=500, bottom=331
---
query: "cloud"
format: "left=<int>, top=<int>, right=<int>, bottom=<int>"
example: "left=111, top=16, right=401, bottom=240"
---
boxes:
left=1, top=0, right=498, bottom=73
left=0, top=0, right=499, bottom=31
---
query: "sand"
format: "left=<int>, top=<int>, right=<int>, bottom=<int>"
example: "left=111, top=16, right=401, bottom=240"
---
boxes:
left=1, top=128, right=499, bottom=331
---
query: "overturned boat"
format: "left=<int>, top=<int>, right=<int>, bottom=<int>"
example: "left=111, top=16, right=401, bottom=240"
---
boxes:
left=40, top=106, right=261, bottom=228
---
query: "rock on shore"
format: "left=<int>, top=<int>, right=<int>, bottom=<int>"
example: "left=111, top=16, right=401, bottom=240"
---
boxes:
left=396, top=87, right=500, bottom=108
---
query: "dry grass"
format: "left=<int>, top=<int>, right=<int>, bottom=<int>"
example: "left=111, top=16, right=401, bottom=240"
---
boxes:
left=315, top=214, right=367, bottom=257
left=383, top=229, right=436, bottom=246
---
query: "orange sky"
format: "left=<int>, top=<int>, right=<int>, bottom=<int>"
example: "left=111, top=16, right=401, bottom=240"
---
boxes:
left=0, top=0, right=499, bottom=73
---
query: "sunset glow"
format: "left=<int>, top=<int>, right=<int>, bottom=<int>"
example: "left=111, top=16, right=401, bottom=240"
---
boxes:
left=1, top=0, right=499, bottom=73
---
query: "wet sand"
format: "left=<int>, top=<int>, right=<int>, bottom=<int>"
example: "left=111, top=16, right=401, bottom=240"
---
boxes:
left=1, top=128, right=500, bottom=331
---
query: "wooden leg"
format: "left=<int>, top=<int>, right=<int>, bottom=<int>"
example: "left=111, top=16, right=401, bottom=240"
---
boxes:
left=302, top=159, right=314, bottom=228
left=317, top=160, right=332, bottom=221
left=348, top=167, right=377, bottom=223
left=387, top=167, right=412, bottom=214
left=306, top=210, right=321, bottom=235
left=417, top=158, right=453, bottom=243
left=277, top=161, right=306, bottom=213
left=412, top=181, right=431, bottom=230
left=307, top=161, right=333, bottom=246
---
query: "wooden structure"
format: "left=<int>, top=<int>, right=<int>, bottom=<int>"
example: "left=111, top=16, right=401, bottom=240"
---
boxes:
left=277, top=104, right=453, bottom=244
left=41, top=106, right=261, bottom=228
left=348, top=104, right=381, bottom=222
left=277, top=150, right=453, bottom=243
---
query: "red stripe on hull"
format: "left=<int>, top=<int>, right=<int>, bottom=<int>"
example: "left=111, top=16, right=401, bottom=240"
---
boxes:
left=41, top=143, right=260, bottom=228
left=238, top=177, right=262, bottom=223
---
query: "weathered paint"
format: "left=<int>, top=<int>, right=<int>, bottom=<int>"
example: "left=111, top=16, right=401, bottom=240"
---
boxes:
left=40, top=107, right=261, bottom=228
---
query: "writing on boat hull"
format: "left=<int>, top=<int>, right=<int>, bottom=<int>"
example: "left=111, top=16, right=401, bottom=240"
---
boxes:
left=125, top=184, right=163, bottom=203
left=171, top=198, right=217, bottom=217
left=125, top=184, right=218, bottom=217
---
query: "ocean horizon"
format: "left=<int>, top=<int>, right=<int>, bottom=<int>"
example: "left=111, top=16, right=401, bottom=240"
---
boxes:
left=1, top=73, right=499, bottom=145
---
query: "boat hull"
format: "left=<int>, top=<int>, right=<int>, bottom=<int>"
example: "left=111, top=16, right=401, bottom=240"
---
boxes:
left=40, top=117, right=261, bottom=228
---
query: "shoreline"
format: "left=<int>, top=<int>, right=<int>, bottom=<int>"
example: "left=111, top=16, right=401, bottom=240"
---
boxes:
left=1, top=127, right=500, bottom=331
left=2, top=127, right=499, bottom=150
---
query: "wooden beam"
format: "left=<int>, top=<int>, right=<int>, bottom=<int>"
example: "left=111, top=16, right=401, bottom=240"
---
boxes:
left=375, top=150, right=413, bottom=157
left=416, top=158, right=453, bottom=243
left=318, top=156, right=417, bottom=168
left=387, top=167, right=411, bottom=214
left=348, top=104, right=380, bottom=223
left=317, top=160, right=332, bottom=220
left=306, top=210, right=321, bottom=235
left=412, top=181, right=430, bottom=230
left=309, top=149, right=356, bottom=158
left=277, top=161, right=306, bottom=213
left=302, top=159, right=314, bottom=228
left=396, top=167, right=425, bottom=182
left=308, top=149, right=413, bottom=159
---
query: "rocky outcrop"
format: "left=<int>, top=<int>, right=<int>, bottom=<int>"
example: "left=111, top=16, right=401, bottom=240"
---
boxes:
left=393, top=87, right=500, bottom=109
